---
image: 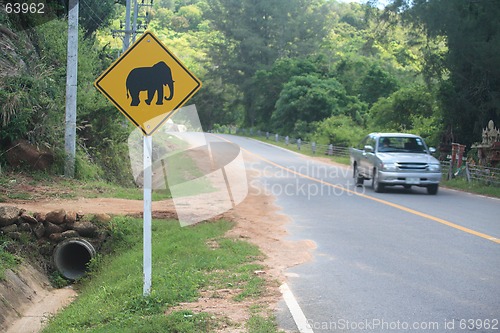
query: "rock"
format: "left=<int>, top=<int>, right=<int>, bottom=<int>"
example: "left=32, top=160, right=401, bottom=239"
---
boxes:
left=61, top=230, right=79, bottom=239
left=7, top=232, right=21, bottom=240
left=44, top=222, right=63, bottom=236
left=72, top=222, right=98, bottom=237
left=33, top=223, right=45, bottom=239
left=18, top=223, right=31, bottom=232
left=49, top=233, right=63, bottom=242
left=92, top=213, right=111, bottom=223
left=45, top=209, right=66, bottom=225
left=64, top=211, right=77, bottom=225
left=1, top=224, right=18, bottom=233
left=0, top=206, right=20, bottom=227
left=6, top=139, right=54, bottom=171
left=34, top=212, right=46, bottom=223
left=20, top=213, right=38, bottom=225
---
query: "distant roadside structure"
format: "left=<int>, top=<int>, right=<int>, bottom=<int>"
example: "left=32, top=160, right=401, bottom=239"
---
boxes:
left=472, top=120, right=500, bottom=166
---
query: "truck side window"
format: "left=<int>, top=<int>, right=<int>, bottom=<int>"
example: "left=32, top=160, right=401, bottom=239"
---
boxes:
left=358, top=136, right=368, bottom=150
left=367, top=136, right=376, bottom=150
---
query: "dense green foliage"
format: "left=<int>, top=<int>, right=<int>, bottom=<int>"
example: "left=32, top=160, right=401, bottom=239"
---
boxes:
left=384, top=0, right=500, bottom=146
left=0, top=5, right=133, bottom=183
left=1, top=0, right=498, bottom=181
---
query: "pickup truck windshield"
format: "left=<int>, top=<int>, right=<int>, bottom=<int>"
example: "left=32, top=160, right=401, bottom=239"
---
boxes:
left=378, top=136, right=427, bottom=153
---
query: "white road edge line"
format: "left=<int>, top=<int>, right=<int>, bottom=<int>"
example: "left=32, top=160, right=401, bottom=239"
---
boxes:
left=280, top=283, right=314, bottom=333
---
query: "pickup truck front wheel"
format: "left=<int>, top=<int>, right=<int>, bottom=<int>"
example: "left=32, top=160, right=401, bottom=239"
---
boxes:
left=427, top=184, right=439, bottom=195
left=372, top=169, right=385, bottom=193
left=354, top=165, right=364, bottom=187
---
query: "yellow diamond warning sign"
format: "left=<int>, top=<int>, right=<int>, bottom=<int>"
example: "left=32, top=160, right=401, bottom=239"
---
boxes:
left=94, top=31, right=202, bottom=135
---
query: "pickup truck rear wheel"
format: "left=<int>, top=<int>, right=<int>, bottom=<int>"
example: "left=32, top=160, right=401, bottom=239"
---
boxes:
left=372, top=169, right=385, bottom=193
left=354, top=165, right=364, bottom=186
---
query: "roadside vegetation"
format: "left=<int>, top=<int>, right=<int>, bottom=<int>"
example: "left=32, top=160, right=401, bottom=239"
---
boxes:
left=40, top=217, right=281, bottom=333
left=249, top=135, right=351, bottom=166
left=441, top=178, right=500, bottom=199
left=0, top=172, right=170, bottom=202
left=2, top=1, right=498, bottom=331
left=0, top=173, right=283, bottom=332
left=2, top=0, right=499, bottom=182
left=0, top=238, right=19, bottom=280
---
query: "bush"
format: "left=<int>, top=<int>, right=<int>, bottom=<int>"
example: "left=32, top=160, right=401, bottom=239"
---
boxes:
left=311, top=115, right=365, bottom=146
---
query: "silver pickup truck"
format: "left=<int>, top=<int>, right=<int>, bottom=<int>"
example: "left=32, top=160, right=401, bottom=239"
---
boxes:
left=350, top=133, right=441, bottom=194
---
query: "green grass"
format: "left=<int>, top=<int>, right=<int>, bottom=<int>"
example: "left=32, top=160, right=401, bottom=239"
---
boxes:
left=246, top=135, right=350, bottom=165
left=246, top=305, right=285, bottom=333
left=0, top=173, right=172, bottom=202
left=41, top=217, right=271, bottom=333
left=163, top=150, right=215, bottom=198
left=79, top=180, right=171, bottom=201
left=0, top=238, right=20, bottom=280
left=442, top=177, right=500, bottom=198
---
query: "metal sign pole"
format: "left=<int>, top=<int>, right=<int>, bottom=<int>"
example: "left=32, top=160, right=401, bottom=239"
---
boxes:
left=143, top=135, right=152, bottom=296
left=93, top=30, right=202, bottom=297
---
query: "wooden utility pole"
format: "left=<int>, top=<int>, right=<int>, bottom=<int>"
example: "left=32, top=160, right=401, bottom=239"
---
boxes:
left=64, top=0, right=79, bottom=177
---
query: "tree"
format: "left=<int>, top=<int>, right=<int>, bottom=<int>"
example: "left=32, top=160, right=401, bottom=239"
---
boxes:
left=359, top=63, right=399, bottom=106
left=311, top=115, right=365, bottom=146
left=250, top=56, right=330, bottom=128
left=78, top=0, right=117, bottom=38
left=205, top=0, right=331, bottom=126
left=271, top=75, right=352, bottom=134
left=384, top=0, right=500, bottom=146
left=193, top=74, right=242, bottom=130
left=368, top=84, right=440, bottom=137
left=178, top=5, right=203, bottom=30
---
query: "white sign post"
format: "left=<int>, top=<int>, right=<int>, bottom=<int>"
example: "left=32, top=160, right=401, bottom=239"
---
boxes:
left=94, top=31, right=201, bottom=297
left=143, top=135, right=153, bottom=296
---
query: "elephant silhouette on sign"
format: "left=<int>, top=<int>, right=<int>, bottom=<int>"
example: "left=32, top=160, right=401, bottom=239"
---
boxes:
left=126, top=61, right=174, bottom=106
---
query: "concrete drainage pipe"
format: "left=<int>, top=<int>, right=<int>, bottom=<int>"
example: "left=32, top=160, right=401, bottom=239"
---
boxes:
left=53, top=238, right=96, bottom=280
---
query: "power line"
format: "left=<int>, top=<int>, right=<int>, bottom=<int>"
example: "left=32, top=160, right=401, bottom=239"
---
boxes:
left=80, top=0, right=106, bottom=27
left=112, top=0, right=153, bottom=54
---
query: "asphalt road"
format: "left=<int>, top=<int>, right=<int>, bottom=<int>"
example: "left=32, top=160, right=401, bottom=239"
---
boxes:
left=211, top=134, right=500, bottom=333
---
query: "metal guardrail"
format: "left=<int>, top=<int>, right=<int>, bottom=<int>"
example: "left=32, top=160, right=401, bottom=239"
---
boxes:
left=222, top=128, right=350, bottom=157
left=468, top=164, right=500, bottom=186
left=441, top=160, right=500, bottom=186
left=214, top=127, right=499, bottom=186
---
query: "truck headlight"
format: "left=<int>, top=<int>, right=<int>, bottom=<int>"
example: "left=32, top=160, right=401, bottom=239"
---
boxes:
left=428, top=164, right=441, bottom=172
left=382, top=163, right=397, bottom=172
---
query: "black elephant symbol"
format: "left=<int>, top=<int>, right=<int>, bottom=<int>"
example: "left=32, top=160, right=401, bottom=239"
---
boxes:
left=126, top=61, right=174, bottom=106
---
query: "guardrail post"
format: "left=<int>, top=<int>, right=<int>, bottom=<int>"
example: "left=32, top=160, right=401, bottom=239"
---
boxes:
left=465, top=162, right=471, bottom=182
left=285, top=136, right=289, bottom=145
left=297, top=138, right=302, bottom=150
left=328, top=144, right=333, bottom=156
left=275, top=133, right=279, bottom=142
left=312, top=142, right=316, bottom=154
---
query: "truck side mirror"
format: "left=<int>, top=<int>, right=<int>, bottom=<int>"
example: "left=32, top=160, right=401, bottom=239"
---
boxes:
left=428, top=147, right=436, bottom=154
left=364, top=145, right=374, bottom=153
